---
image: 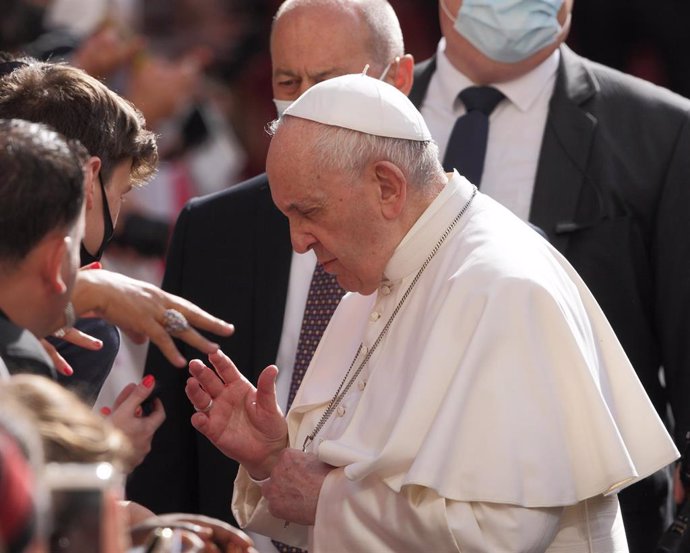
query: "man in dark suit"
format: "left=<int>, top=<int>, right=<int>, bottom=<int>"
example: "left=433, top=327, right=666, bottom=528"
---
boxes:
left=127, top=2, right=414, bottom=549
left=409, top=1, right=690, bottom=551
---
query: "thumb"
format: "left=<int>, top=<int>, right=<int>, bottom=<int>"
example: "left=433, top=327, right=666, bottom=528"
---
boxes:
left=255, top=365, right=280, bottom=413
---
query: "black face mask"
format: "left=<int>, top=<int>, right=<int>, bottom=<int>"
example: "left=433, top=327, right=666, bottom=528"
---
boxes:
left=80, top=172, right=114, bottom=266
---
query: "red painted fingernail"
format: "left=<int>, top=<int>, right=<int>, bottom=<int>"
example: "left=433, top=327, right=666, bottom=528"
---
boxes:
left=134, top=406, right=143, bottom=417
left=142, top=375, right=155, bottom=388
left=83, top=261, right=102, bottom=270
left=100, top=407, right=112, bottom=416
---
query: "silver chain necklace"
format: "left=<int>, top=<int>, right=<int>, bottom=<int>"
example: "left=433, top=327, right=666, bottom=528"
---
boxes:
left=302, top=187, right=477, bottom=451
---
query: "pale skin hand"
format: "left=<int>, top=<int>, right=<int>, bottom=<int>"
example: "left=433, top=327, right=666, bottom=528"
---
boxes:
left=185, top=350, right=288, bottom=479
left=72, top=24, right=146, bottom=79
left=102, top=377, right=166, bottom=472
left=262, top=449, right=333, bottom=526
left=40, top=327, right=103, bottom=376
left=71, top=269, right=234, bottom=367
left=126, top=51, right=206, bottom=128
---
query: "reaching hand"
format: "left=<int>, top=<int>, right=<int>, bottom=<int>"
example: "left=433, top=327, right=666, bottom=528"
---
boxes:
left=101, top=375, right=166, bottom=471
left=185, top=350, right=288, bottom=479
left=72, top=24, right=146, bottom=80
left=71, top=269, right=234, bottom=367
left=40, top=327, right=103, bottom=376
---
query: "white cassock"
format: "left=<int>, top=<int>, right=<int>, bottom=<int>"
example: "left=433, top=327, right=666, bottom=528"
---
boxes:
left=233, top=172, right=678, bottom=552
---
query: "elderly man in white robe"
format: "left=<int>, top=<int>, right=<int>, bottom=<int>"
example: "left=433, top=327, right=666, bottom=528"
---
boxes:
left=184, top=74, right=679, bottom=552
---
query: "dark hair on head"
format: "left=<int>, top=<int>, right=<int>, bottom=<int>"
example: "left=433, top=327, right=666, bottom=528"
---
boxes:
left=0, top=56, right=158, bottom=186
left=0, top=118, right=87, bottom=265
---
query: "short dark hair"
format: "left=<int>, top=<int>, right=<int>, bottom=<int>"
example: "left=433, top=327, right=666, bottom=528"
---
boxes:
left=0, top=56, right=158, bottom=186
left=0, top=118, right=87, bottom=264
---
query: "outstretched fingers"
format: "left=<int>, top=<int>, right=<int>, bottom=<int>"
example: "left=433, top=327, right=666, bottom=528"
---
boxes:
left=207, top=349, right=248, bottom=387
left=188, top=357, right=227, bottom=399
left=185, top=373, right=213, bottom=413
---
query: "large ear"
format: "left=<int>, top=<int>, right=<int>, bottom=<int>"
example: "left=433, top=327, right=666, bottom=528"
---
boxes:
left=372, top=160, right=407, bottom=220
left=42, top=234, right=71, bottom=295
left=388, top=54, right=415, bottom=96
left=83, top=156, right=102, bottom=211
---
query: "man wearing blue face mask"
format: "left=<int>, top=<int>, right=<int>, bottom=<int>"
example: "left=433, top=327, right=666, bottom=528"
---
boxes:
left=409, top=1, right=690, bottom=551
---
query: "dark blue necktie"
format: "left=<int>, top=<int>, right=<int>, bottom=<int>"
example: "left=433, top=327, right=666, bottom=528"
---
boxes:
left=442, top=86, right=505, bottom=187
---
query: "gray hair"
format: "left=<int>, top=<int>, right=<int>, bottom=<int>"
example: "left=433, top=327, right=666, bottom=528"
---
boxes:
left=273, top=0, right=404, bottom=70
left=268, top=116, right=445, bottom=188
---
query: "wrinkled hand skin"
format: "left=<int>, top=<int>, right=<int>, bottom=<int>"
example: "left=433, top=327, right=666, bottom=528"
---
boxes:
left=262, top=449, right=334, bottom=526
left=186, top=350, right=288, bottom=479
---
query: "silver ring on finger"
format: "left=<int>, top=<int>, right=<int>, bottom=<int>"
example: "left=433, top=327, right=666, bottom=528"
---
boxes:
left=195, top=397, right=213, bottom=413
left=162, top=308, right=190, bottom=334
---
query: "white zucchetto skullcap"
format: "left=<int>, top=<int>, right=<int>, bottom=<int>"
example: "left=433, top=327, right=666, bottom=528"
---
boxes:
left=283, top=73, right=432, bottom=141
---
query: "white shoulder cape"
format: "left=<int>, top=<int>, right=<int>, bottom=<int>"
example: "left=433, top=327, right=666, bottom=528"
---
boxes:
left=287, top=178, right=678, bottom=507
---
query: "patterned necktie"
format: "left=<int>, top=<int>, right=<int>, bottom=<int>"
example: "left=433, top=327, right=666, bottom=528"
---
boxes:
left=287, top=263, right=345, bottom=409
left=442, top=86, right=505, bottom=187
left=272, top=263, right=344, bottom=553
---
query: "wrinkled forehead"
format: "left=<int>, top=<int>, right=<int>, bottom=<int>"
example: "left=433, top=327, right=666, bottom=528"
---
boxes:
left=270, top=4, right=375, bottom=74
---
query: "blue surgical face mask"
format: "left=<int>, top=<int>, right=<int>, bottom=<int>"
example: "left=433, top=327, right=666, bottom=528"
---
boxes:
left=441, top=0, right=566, bottom=64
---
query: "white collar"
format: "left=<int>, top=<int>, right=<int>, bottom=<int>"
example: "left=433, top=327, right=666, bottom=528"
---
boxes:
left=436, top=38, right=560, bottom=113
left=384, top=171, right=475, bottom=282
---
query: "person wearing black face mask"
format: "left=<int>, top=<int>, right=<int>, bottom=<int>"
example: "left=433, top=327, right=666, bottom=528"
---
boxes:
left=49, top=171, right=119, bottom=405
left=0, top=57, right=158, bottom=404
left=80, top=173, right=114, bottom=267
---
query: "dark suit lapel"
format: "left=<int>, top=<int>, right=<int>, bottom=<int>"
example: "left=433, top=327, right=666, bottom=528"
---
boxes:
left=409, top=56, right=436, bottom=109
left=530, top=46, right=598, bottom=253
left=253, top=178, right=292, bottom=379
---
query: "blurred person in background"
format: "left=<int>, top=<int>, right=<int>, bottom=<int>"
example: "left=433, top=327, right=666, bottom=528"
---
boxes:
left=568, top=0, right=690, bottom=100
left=0, top=374, right=259, bottom=553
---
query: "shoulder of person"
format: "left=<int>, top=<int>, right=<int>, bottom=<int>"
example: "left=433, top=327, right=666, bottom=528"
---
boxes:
left=184, top=172, right=271, bottom=216
left=563, top=46, right=690, bottom=117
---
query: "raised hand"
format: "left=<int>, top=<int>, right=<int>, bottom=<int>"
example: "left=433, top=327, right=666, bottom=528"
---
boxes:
left=101, top=375, right=166, bottom=471
left=186, top=350, right=288, bottom=479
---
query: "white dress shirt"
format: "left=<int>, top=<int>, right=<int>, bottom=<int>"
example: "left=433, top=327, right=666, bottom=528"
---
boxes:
left=420, top=38, right=559, bottom=221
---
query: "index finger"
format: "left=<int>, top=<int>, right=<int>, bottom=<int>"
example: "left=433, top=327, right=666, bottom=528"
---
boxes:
left=207, top=349, right=247, bottom=386
left=147, top=324, right=186, bottom=368
left=172, top=325, right=221, bottom=356
left=59, top=327, right=104, bottom=351
left=164, top=294, right=234, bottom=338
